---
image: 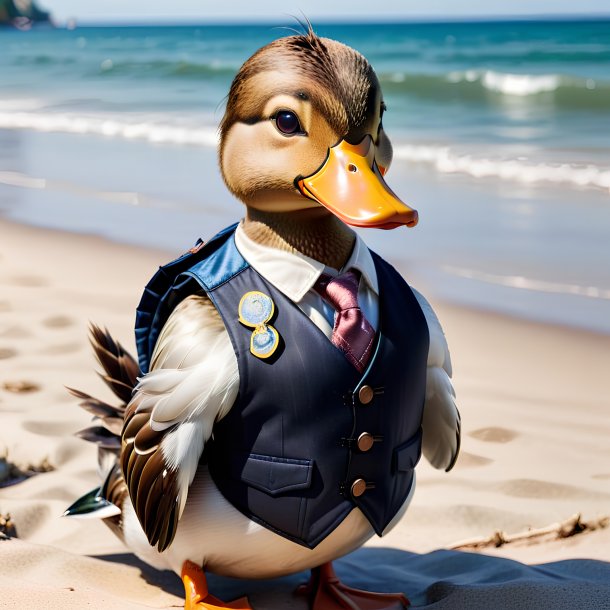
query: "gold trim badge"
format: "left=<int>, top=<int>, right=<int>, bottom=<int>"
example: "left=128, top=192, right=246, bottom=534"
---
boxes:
left=238, top=291, right=280, bottom=359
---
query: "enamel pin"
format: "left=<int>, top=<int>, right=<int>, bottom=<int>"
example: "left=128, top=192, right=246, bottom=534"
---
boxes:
left=238, top=291, right=280, bottom=359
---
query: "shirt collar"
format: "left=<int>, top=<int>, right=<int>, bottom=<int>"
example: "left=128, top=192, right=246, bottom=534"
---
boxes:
left=234, top=222, right=378, bottom=303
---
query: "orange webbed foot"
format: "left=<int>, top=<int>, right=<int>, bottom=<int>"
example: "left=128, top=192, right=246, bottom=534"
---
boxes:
left=182, top=561, right=252, bottom=610
left=296, top=562, right=409, bottom=610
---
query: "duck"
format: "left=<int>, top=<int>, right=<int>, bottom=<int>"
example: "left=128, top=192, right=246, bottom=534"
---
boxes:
left=65, top=28, right=460, bottom=610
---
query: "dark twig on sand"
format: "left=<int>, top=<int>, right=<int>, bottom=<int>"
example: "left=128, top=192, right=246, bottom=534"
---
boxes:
left=449, top=513, right=610, bottom=550
left=0, top=513, right=17, bottom=539
left=0, top=453, right=54, bottom=488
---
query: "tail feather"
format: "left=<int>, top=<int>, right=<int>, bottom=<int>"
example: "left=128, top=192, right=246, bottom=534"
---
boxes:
left=97, top=373, right=135, bottom=404
left=66, top=324, right=139, bottom=525
left=63, top=464, right=127, bottom=528
left=66, top=387, right=124, bottom=419
left=89, top=324, right=139, bottom=402
left=62, top=486, right=121, bottom=520
left=75, top=426, right=122, bottom=450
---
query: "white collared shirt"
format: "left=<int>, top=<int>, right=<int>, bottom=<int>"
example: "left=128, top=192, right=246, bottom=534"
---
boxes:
left=234, top=222, right=379, bottom=339
left=145, top=222, right=460, bottom=474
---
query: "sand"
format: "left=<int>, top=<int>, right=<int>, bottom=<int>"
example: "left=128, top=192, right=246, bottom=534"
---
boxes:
left=1, top=217, right=609, bottom=609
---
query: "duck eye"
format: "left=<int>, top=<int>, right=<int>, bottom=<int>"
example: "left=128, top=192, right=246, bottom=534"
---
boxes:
left=274, top=110, right=302, bottom=135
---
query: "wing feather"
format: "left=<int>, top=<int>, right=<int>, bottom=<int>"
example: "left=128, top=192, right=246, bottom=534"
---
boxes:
left=120, top=294, right=238, bottom=552
left=412, top=288, right=461, bottom=471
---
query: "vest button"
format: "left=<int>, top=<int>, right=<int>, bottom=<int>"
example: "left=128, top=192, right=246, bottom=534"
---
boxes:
left=357, top=432, right=375, bottom=452
left=351, top=478, right=367, bottom=498
left=358, top=385, right=374, bottom=405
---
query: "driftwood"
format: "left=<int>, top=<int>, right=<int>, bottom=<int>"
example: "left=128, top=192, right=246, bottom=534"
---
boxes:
left=449, top=513, right=610, bottom=550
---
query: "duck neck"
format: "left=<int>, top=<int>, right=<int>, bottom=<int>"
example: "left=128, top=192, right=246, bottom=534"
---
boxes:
left=242, top=207, right=356, bottom=270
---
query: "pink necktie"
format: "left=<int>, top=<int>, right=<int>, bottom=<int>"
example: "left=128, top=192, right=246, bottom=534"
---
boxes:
left=315, top=269, right=375, bottom=373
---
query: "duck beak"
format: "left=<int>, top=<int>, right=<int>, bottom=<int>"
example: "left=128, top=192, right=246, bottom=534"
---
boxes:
left=296, top=135, right=418, bottom=229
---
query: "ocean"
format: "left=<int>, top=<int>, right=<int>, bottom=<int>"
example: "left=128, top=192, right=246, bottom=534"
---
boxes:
left=0, top=20, right=609, bottom=332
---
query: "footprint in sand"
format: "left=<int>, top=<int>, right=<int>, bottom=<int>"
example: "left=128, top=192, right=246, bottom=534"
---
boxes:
left=2, top=503, right=50, bottom=538
left=22, top=419, right=72, bottom=436
left=42, top=315, right=73, bottom=329
left=454, top=452, right=493, bottom=468
left=0, top=325, right=30, bottom=339
left=592, top=474, right=610, bottom=480
left=469, top=426, right=518, bottom=443
left=499, top=478, right=610, bottom=500
left=9, top=274, right=48, bottom=287
left=0, top=347, right=17, bottom=359
left=40, top=343, right=80, bottom=355
left=2, top=380, right=40, bottom=393
left=0, top=301, right=10, bottom=312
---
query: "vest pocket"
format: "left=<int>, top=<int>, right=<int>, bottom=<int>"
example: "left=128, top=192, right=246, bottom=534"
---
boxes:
left=394, top=428, right=423, bottom=472
left=240, top=453, right=313, bottom=496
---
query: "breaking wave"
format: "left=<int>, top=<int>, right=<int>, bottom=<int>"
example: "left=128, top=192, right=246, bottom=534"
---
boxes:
left=1, top=108, right=609, bottom=193
left=380, top=70, right=610, bottom=109
left=454, top=70, right=561, bottom=96
left=393, top=144, right=610, bottom=192
left=0, top=111, right=219, bottom=147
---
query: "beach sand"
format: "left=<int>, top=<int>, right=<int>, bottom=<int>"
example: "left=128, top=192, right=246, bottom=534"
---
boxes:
left=1, top=217, right=609, bottom=609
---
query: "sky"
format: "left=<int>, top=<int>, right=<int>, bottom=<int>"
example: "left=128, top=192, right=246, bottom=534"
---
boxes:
left=40, top=0, right=610, bottom=24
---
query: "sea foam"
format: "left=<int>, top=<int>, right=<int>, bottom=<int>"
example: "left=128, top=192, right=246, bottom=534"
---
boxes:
left=393, top=145, right=610, bottom=192
left=2, top=110, right=609, bottom=194
left=442, top=265, right=610, bottom=301
left=447, top=70, right=562, bottom=96
left=0, top=111, right=219, bottom=147
left=481, top=71, right=561, bottom=96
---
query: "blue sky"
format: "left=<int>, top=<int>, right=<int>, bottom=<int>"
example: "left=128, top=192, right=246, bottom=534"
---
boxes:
left=42, top=0, right=609, bottom=24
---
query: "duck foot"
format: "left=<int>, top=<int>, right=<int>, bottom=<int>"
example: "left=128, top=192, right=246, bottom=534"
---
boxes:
left=296, top=562, right=409, bottom=610
left=182, top=561, right=252, bottom=610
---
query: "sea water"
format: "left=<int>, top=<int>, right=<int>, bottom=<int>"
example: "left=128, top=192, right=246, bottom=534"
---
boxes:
left=0, top=21, right=609, bottom=332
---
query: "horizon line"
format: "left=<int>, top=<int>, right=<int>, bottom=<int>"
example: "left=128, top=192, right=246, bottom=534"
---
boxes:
left=52, top=14, right=610, bottom=27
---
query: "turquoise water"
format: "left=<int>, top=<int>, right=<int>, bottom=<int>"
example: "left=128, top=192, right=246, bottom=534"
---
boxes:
left=0, top=21, right=609, bottom=332
left=1, top=21, right=610, bottom=186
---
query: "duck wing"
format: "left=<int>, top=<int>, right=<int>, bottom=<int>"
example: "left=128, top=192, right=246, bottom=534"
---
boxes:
left=121, top=294, right=238, bottom=552
left=412, top=289, right=461, bottom=472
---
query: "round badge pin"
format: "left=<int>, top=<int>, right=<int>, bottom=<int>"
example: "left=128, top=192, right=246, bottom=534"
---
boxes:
left=250, top=325, right=279, bottom=359
left=238, top=291, right=280, bottom=359
left=238, top=291, right=274, bottom=327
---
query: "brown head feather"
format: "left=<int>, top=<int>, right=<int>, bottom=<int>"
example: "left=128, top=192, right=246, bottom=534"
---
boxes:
left=220, top=29, right=378, bottom=153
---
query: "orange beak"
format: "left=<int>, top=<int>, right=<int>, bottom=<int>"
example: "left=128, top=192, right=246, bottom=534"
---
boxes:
left=296, top=135, right=418, bottom=230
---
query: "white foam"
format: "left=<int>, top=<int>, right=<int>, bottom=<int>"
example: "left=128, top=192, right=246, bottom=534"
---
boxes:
left=482, top=71, right=561, bottom=96
left=442, top=265, right=610, bottom=301
left=0, top=111, right=219, bottom=147
left=0, top=98, right=46, bottom=112
left=0, top=169, right=193, bottom=211
left=0, top=171, right=46, bottom=190
left=393, top=144, right=610, bottom=192
left=447, top=70, right=562, bottom=96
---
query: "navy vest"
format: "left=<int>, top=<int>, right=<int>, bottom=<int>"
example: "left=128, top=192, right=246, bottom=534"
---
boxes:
left=136, top=225, right=429, bottom=549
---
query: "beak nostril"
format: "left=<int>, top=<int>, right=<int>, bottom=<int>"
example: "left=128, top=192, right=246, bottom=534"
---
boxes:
left=347, top=163, right=358, bottom=173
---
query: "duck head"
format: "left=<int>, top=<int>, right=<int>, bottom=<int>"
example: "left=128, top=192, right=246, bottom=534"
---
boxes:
left=219, top=30, right=418, bottom=230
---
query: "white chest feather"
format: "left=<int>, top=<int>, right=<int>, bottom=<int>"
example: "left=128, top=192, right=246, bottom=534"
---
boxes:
left=121, top=465, right=419, bottom=579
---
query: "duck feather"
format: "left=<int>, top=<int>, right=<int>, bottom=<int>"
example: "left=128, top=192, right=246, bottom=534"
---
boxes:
left=411, top=288, right=461, bottom=471
left=120, top=293, right=238, bottom=552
